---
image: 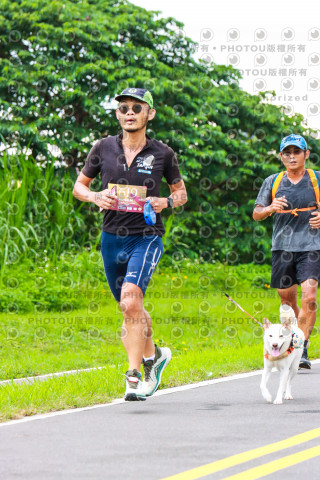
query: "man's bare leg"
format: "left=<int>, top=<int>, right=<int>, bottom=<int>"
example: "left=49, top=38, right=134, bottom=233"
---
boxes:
left=119, top=282, right=171, bottom=397
left=277, top=284, right=300, bottom=319
left=119, top=282, right=155, bottom=370
left=298, top=279, right=318, bottom=340
left=143, top=307, right=156, bottom=358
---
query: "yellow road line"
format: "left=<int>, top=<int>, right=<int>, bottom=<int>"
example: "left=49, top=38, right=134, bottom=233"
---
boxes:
left=221, top=445, right=320, bottom=480
left=160, top=427, right=320, bottom=480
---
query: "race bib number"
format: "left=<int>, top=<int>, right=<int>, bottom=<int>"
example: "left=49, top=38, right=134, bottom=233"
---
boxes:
left=108, top=183, right=147, bottom=212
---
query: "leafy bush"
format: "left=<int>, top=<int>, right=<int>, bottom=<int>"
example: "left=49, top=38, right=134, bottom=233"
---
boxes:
left=1, top=0, right=319, bottom=268
left=0, top=247, right=272, bottom=313
left=0, top=251, right=110, bottom=313
left=0, top=152, right=102, bottom=280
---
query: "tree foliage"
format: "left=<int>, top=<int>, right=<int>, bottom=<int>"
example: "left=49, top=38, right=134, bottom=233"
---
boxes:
left=1, top=0, right=319, bottom=264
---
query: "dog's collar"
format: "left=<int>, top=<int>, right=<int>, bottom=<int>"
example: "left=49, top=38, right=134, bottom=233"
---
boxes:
left=264, top=346, right=294, bottom=361
left=264, top=333, right=295, bottom=361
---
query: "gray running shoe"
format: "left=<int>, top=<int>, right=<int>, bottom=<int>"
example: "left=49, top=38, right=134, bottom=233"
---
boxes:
left=124, top=369, right=146, bottom=401
left=142, top=345, right=172, bottom=397
left=299, top=347, right=311, bottom=370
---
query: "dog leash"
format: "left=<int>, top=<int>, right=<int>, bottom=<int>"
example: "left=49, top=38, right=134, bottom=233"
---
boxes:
left=211, top=279, right=264, bottom=329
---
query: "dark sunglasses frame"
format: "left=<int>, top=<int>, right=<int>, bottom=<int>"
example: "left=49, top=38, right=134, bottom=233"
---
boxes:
left=118, top=104, right=144, bottom=114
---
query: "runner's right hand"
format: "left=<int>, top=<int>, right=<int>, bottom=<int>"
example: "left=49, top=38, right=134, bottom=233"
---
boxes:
left=269, top=195, right=288, bottom=213
left=94, top=189, right=117, bottom=210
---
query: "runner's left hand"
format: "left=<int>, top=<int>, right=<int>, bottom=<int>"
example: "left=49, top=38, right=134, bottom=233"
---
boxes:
left=146, top=197, right=167, bottom=213
left=309, top=211, right=320, bottom=229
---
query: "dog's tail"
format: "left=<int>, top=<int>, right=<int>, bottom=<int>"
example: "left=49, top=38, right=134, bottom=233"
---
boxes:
left=279, top=304, right=297, bottom=325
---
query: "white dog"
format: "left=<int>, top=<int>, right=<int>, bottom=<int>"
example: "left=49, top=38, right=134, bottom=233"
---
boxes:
left=260, top=305, right=304, bottom=405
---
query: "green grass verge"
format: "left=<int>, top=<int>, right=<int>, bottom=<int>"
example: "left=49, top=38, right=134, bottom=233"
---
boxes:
left=1, top=345, right=263, bottom=421
left=1, top=264, right=319, bottom=422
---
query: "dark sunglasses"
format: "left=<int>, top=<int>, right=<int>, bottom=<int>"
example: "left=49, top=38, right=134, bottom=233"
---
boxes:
left=281, top=149, right=305, bottom=158
left=118, top=104, right=143, bottom=114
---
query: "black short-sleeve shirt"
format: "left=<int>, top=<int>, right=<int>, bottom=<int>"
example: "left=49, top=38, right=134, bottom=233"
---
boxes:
left=81, top=134, right=182, bottom=236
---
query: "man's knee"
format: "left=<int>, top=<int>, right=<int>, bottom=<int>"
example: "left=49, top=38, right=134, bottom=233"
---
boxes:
left=120, top=297, right=141, bottom=315
left=301, top=292, right=317, bottom=312
left=119, top=286, right=151, bottom=331
left=120, top=287, right=143, bottom=316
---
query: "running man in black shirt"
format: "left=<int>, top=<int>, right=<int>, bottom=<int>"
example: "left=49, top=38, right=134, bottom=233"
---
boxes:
left=253, top=134, right=320, bottom=369
left=73, top=88, right=187, bottom=400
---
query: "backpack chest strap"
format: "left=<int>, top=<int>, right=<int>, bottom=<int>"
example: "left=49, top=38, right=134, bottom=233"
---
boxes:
left=270, top=169, right=320, bottom=216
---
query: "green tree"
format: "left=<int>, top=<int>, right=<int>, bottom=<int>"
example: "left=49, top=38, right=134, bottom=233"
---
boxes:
left=1, top=0, right=319, bottom=264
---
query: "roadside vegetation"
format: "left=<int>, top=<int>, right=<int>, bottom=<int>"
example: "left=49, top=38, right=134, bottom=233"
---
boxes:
left=1, top=0, right=319, bottom=422
left=1, top=256, right=319, bottom=422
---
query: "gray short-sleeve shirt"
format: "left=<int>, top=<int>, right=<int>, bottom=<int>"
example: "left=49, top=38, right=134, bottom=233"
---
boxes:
left=254, top=171, right=320, bottom=251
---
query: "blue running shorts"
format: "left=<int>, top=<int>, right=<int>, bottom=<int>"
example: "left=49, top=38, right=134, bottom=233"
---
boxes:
left=100, top=231, right=163, bottom=302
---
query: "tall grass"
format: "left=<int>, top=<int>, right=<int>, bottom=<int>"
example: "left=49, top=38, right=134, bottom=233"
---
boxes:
left=0, top=151, right=97, bottom=281
left=0, top=149, right=192, bottom=284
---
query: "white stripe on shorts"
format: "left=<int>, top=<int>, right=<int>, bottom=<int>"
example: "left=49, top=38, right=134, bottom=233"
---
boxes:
left=137, top=236, right=158, bottom=285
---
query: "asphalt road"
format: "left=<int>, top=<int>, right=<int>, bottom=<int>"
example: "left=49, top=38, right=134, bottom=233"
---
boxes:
left=1, top=364, right=320, bottom=480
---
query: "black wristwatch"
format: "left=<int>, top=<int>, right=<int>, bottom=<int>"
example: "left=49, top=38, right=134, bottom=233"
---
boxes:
left=167, top=197, right=173, bottom=208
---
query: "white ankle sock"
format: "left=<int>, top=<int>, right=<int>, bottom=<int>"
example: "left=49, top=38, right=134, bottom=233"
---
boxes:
left=143, top=354, right=155, bottom=362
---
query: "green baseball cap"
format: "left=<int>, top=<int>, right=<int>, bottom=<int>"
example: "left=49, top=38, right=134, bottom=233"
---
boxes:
left=115, top=88, right=154, bottom=109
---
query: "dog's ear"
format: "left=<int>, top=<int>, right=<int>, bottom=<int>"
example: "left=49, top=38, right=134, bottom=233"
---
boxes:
left=263, top=318, right=272, bottom=330
left=282, top=318, right=291, bottom=329
left=280, top=324, right=291, bottom=336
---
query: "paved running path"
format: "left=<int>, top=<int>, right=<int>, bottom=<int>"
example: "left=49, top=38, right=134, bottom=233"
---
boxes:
left=0, top=365, right=320, bottom=480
